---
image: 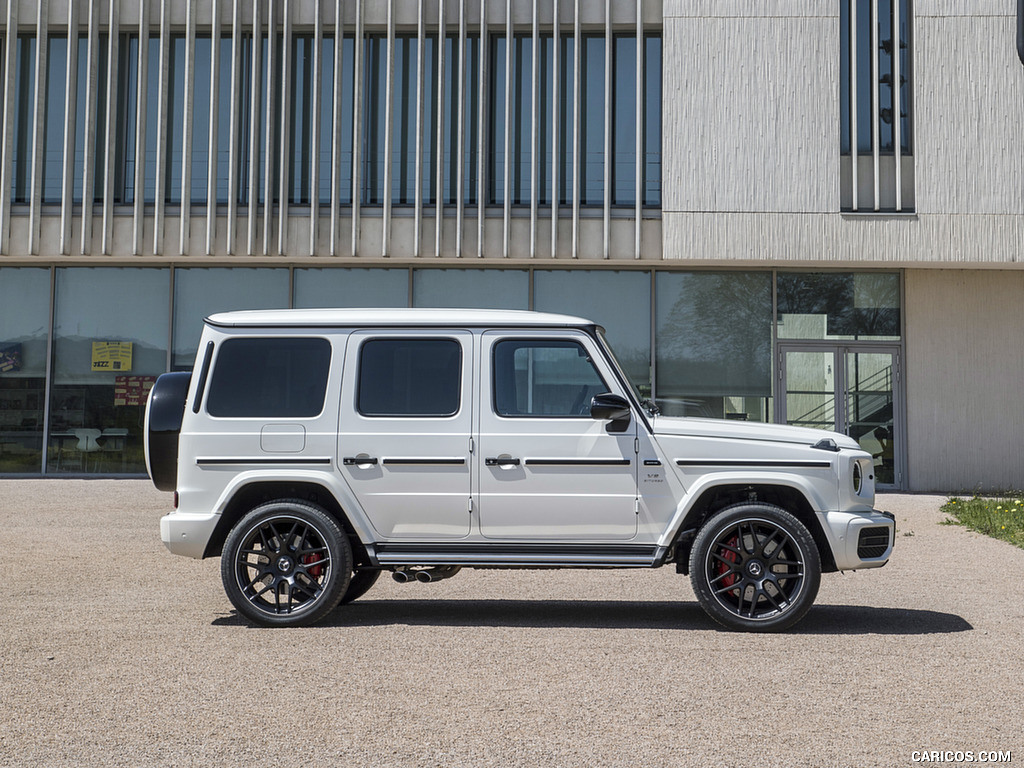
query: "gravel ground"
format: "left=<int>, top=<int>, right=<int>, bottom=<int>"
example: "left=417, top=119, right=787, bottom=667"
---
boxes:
left=1, top=481, right=1021, bottom=767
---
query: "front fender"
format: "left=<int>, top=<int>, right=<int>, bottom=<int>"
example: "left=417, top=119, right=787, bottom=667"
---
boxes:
left=657, top=470, right=835, bottom=549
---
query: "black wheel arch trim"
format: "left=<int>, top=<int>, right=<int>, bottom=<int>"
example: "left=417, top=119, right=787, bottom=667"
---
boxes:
left=670, top=483, right=838, bottom=575
left=201, top=481, right=377, bottom=566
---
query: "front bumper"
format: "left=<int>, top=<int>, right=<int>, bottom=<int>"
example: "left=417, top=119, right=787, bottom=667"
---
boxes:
left=823, top=508, right=895, bottom=571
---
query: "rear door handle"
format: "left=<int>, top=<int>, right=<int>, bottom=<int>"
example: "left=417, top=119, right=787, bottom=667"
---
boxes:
left=485, top=457, right=521, bottom=467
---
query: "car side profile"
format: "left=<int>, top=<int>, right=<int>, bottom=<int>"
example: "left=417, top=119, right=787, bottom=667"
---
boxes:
left=145, top=308, right=894, bottom=632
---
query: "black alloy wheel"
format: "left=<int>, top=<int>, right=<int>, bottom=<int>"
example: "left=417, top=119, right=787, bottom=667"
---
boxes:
left=690, top=503, right=821, bottom=632
left=337, top=568, right=381, bottom=605
left=222, top=500, right=351, bottom=627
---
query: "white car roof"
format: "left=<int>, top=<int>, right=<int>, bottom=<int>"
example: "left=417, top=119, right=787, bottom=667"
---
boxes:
left=205, top=307, right=598, bottom=329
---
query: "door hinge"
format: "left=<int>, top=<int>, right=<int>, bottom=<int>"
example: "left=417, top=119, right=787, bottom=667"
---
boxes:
left=468, top=497, right=473, bottom=514
left=634, top=437, right=640, bottom=454
left=634, top=498, right=640, bottom=515
left=469, top=437, right=475, bottom=453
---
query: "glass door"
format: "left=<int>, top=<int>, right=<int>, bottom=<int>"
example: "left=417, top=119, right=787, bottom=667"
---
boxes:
left=779, top=344, right=902, bottom=488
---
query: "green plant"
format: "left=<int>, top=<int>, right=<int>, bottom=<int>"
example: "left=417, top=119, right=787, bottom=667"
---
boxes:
left=941, top=494, right=1024, bottom=550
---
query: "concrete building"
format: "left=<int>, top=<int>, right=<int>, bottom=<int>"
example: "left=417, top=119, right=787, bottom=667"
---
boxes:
left=0, top=0, right=1020, bottom=491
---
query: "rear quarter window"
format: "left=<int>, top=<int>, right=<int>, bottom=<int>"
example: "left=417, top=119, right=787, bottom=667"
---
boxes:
left=206, top=337, right=332, bottom=418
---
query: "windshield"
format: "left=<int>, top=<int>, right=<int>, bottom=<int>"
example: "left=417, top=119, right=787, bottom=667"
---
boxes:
left=596, top=329, right=656, bottom=415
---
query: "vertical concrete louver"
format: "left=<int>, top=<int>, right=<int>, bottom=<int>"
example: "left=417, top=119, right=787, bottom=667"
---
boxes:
left=0, top=0, right=657, bottom=260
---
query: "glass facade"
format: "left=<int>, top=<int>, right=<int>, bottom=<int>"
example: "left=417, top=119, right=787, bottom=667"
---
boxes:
left=49, top=268, right=170, bottom=474
left=171, top=268, right=290, bottom=369
left=5, top=28, right=660, bottom=211
left=777, top=272, right=900, bottom=340
left=412, top=269, right=529, bottom=310
left=0, top=267, right=903, bottom=477
left=0, top=268, right=50, bottom=473
left=293, top=268, right=408, bottom=309
left=656, top=272, right=773, bottom=419
left=533, top=270, right=650, bottom=395
left=840, top=0, right=912, bottom=156
left=488, top=33, right=661, bottom=207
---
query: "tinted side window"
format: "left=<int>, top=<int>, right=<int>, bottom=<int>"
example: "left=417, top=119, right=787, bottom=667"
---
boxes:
left=493, top=340, right=607, bottom=417
left=207, top=338, right=332, bottom=417
left=358, top=339, right=461, bottom=417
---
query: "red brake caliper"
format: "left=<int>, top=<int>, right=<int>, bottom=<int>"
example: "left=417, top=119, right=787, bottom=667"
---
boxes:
left=302, top=553, right=324, bottom=579
left=717, top=535, right=739, bottom=590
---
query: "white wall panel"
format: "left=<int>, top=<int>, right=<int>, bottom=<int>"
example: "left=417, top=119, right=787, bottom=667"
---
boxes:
left=906, top=269, right=1024, bottom=491
left=662, top=14, right=839, bottom=215
left=915, top=15, right=1024, bottom=215
left=664, top=1, right=828, bottom=17
left=663, top=212, right=1024, bottom=265
left=915, top=0, right=1009, bottom=16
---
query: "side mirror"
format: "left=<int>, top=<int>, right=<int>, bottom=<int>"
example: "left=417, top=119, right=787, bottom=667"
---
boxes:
left=590, top=392, right=631, bottom=422
left=1019, top=0, right=1024, bottom=66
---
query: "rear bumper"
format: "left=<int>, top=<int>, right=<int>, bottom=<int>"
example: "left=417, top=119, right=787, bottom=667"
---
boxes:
left=161, top=511, right=220, bottom=559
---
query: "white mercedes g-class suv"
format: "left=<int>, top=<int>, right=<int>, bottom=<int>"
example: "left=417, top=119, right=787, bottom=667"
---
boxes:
left=145, top=308, right=894, bottom=632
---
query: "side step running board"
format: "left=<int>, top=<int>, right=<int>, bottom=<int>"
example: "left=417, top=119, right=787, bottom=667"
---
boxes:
left=373, top=543, right=666, bottom=568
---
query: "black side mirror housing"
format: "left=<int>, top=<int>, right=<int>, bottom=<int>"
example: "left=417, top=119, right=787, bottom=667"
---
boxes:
left=590, top=393, right=631, bottom=422
left=1019, top=0, right=1024, bottom=65
left=1015, top=0, right=1024, bottom=66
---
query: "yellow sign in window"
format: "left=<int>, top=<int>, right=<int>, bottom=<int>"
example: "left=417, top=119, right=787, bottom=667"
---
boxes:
left=91, top=341, right=133, bottom=372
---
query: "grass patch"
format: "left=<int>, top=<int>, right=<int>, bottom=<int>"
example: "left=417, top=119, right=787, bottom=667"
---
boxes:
left=941, top=494, right=1024, bottom=549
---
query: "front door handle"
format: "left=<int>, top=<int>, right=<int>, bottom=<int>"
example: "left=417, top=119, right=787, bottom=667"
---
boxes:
left=485, top=457, right=521, bottom=467
left=343, top=456, right=378, bottom=466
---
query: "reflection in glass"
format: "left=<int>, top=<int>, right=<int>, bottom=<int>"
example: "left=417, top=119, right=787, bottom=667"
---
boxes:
left=783, top=351, right=836, bottom=431
left=846, top=351, right=895, bottom=485
left=49, top=269, right=170, bottom=474
left=655, top=272, right=771, bottom=420
left=533, top=270, right=650, bottom=396
left=777, top=272, right=900, bottom=340
left=493, top=340, right=606, bottom=417
left=0, top=269, right=50, bottom=473
left=293, top=268, right=409, bottom=308
left=412, top=269, right=528, bottom=310
left=172, top=268, right=289, bottom=369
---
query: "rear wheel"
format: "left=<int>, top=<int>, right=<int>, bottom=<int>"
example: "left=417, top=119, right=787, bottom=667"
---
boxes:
left=689, top=503, right=821, bottom=632
left=338, top=569, right=381, bottom=604
left=221, top=500, right=351, bottom=627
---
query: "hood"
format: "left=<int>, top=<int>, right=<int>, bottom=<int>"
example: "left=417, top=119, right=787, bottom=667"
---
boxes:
left=651, top=415, right=861, bottom=450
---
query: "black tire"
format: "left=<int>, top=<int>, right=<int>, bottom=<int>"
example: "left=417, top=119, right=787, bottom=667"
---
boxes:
left=337, top=569, right=381, bottom=605
left=689, top=503, right=821, bottom=632
left=221, top=500, right=352, bottom=627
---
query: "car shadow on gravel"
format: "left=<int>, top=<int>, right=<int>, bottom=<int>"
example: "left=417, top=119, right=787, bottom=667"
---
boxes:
left=213, top=601, right=972, bottom=635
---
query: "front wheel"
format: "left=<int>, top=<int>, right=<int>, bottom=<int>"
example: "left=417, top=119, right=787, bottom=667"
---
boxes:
left=221, top=500, right=352, bottom=627
left=689, top=503, right=821, bottom=632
